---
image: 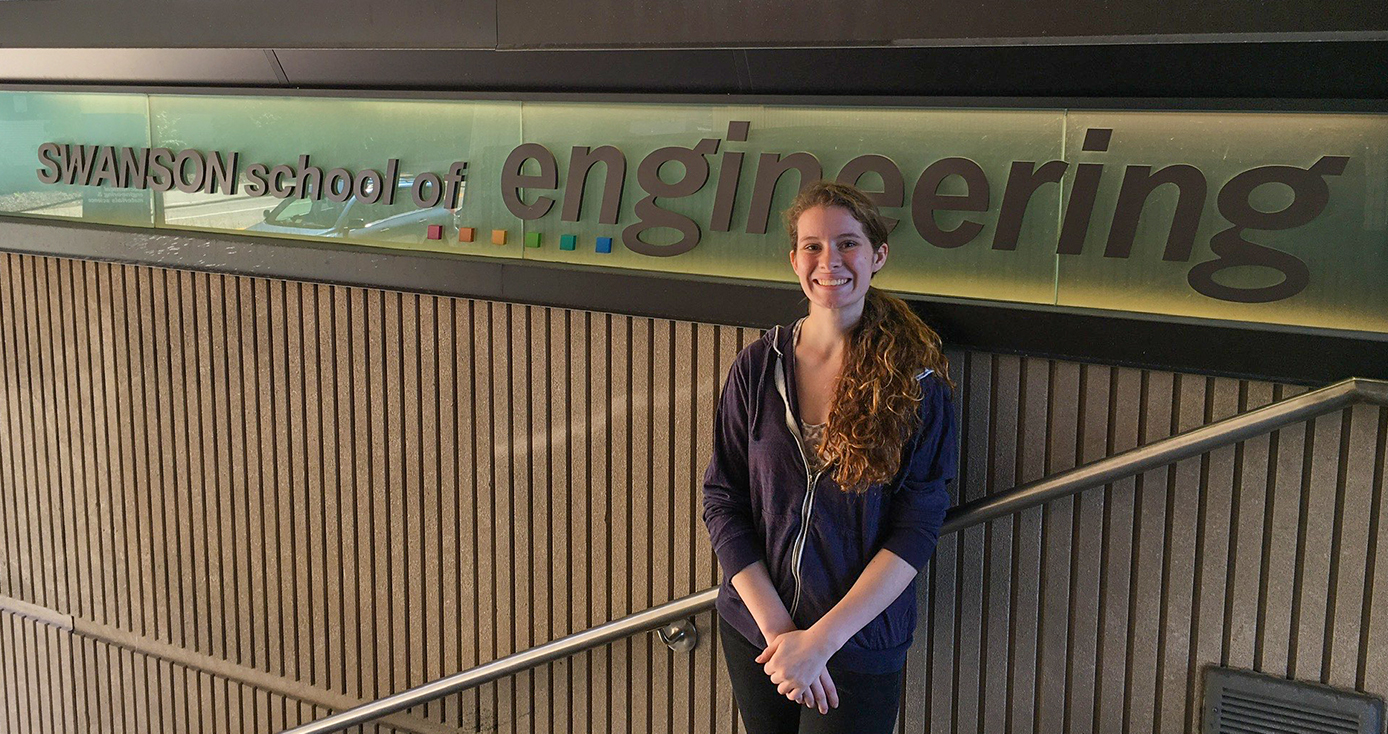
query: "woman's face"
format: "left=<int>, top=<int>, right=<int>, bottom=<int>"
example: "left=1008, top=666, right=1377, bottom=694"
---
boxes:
left=789, top=204, right=887, bottom=312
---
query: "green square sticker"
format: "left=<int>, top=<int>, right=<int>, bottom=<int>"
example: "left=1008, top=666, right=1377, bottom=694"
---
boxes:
left=525, top=231, right=542, bottom=248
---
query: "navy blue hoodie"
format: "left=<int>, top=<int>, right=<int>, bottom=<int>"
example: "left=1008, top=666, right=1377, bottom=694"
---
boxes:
left=701, top=318, right=958, bottom=674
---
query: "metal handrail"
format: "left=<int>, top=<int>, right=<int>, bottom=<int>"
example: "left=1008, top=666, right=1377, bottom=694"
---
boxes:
left=284, top=376, right=1388, bottom=734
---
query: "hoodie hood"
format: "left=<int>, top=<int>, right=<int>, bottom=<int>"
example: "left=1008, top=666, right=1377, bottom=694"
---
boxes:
left=750, top=320, right=796, bottom=441
left=754, top=318, right=934, bottom=441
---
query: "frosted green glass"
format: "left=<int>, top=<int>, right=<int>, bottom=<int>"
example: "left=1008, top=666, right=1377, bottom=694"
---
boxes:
left=147, top=94, right=523, bottom=258
left=2, top=89, right=1385, bottom=336
left=1054, top=110, right=1388, bottom=334
left=518, top=103, right=1062, bottom=305
left=0, top=91, right=153, bottom=227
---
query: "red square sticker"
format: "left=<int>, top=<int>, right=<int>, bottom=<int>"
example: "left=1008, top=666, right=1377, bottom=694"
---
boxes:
left=426, top=225, right=443, bottom=240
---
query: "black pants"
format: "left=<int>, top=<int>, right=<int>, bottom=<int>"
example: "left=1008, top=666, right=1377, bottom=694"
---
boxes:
left=719, top=619, right=903, bottom=734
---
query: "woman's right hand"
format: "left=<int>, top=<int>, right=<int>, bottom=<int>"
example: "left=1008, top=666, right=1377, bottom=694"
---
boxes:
left=759, top=629, right=834, bottom=701
left=763, top=628, right=838, bottom=714
left=731, top=564, right=839, bottom=713
left=799, top=667, right=839, bottom=715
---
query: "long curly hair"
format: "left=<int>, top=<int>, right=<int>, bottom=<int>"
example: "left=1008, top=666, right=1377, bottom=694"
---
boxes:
left=785, top=181, right=954, bottom=492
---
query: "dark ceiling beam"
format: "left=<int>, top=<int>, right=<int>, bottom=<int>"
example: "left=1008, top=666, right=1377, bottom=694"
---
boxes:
left=0, top=0, right=1380, bottom=49
left=2, top=42, right=1387, bottom=99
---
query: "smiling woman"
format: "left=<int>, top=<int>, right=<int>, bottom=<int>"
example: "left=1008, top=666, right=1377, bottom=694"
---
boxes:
left=703, top=180, right=959, bottom=733
left=787, top=202, right=887, bottom=319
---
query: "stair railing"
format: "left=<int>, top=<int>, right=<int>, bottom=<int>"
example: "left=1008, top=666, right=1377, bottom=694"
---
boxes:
left=283, top=376, right=1388, bottom=734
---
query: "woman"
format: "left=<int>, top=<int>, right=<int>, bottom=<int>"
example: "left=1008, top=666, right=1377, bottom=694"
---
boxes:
left=701, top=180, right=958, bottom=733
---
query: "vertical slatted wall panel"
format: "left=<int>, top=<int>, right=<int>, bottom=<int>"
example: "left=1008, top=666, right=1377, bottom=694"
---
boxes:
left=0, top=251, right=1386, bottom=733
left=902, top=367, right=1388, bottom=734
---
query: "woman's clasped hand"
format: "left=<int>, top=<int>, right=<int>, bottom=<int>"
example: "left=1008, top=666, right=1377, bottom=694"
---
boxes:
left=756, top=629, right=841, bottom=715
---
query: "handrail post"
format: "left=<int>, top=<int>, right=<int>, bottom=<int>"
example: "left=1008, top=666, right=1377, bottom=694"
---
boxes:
left=658, top=618, right=699, bottom=652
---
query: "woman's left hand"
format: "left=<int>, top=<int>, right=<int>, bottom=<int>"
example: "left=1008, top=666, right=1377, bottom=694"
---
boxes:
left=756, top=629, right=835, bottom=702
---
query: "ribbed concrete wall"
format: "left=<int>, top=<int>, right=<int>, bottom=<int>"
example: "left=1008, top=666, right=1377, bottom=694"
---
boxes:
left=912, top=357, right=1388, bottom=733
left=0, top=251, right=1383, bottom=733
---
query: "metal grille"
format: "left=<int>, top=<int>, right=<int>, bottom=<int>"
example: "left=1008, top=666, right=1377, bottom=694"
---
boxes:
left=1204, top=667, right=1384, bottom=733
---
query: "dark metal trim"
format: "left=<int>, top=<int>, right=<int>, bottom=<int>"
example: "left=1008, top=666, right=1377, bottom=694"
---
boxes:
left=1, top=42, right=1386, bottom=104
left=263, top=49, right=290, bottom=86
left=1, top=79, right=1385, bottom=113
left=0, top=215, right=1382, bottom=385
left=878, top=31, right=1388, bottom=46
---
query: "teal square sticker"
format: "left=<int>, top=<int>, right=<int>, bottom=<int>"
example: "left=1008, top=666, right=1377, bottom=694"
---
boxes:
left=525, top=231, right=542, bottom=248
left=560, top=234, right=577, bottom=251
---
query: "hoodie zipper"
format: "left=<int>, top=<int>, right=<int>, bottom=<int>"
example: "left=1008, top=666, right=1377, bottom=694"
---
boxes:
left=789, top=452, right=824, bottom=617
left=772, top=323, right=937, bottom=616
left=773, top=322, right=823, bottom=618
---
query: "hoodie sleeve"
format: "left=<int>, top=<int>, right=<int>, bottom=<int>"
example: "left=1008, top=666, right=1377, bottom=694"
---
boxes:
left=701, top=349, right=764, bottom=579
left=880, top=374, right=959, bottom=572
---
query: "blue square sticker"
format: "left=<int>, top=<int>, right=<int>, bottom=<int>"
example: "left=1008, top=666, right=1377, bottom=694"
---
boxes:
left=596, top=236, right=613, bottom=254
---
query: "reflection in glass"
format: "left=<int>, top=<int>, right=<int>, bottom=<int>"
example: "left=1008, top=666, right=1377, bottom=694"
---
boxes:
left=0, top=91, right=153, bottom=227
left=241, top=175, right=461, bottom=244
left=1055, top=110, right=1388, bottom=334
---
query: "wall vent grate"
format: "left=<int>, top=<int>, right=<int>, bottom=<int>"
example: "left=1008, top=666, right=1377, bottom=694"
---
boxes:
left=1203, top=667, right=1385, bottom=734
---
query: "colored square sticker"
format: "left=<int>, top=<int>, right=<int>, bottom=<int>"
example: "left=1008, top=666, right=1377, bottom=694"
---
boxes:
left=458, top=227, right=475, bottom=243
left=560, top=234, right=577, bottom=251
left=596, top=236, right=613, bottom=254
left=491, top=229, right=507, bottom=245
left=426, top=225, right=442, bottom=240
left=525, top=231, right=542, bottom=248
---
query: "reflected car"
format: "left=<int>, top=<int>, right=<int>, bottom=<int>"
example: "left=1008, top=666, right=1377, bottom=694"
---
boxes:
left=244, top=176, right=458, bottom=244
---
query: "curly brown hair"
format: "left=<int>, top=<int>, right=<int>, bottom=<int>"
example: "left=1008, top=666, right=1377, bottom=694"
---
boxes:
left=784, top=181, right=955, bottom=492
